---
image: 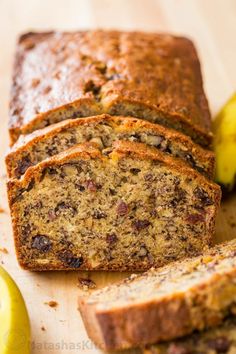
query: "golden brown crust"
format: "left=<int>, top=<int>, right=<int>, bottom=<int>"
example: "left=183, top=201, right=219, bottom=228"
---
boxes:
left=79, top=294, right=192, bottom=350
left=7, top=142, right=101, bottom=190
left=6, top=114, right=215, bottom=179
left=78, top=239, right=236, bottom=351
left=7, top=141, right=221, bottom=271
left=9, top=31, right=212, bottom=147
left=8, top=140, right=219, bottom=194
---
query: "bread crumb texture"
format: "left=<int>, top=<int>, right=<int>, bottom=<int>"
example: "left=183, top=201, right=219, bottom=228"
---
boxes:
left=7, top=142, right=220, bottom=271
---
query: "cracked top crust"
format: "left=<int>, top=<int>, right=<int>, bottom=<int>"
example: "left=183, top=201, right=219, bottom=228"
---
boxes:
left=9, top=30, right=212, bottom=146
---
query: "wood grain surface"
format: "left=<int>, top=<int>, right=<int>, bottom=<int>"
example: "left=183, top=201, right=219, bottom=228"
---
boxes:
left=0, top=1, right=235, bottom=353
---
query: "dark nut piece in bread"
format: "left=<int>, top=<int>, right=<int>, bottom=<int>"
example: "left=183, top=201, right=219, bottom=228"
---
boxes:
left=6, top=115, right=215, bottom=180
left=7, top=141, right=220, bottom=272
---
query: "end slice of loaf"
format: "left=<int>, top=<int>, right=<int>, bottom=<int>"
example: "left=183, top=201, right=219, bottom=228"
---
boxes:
left=7, top=141, right=220, bottom=271
left=79, top=239, right=236, bottom=351
left=6, top=114, right=215, bottom=179
left=143, top=316, right=236, bottom=354
left=9, top=31, right=211, bottom=147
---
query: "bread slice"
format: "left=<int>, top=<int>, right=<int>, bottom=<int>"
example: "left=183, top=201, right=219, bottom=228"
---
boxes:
left=9, top=31, right=211, bottom=147
left=6, top=114, right=215, bottom=179
left=7, top=141, right=220, bottom=271
left=79, top=239, right=236, bottom=351
left=143, top=316, right=236, bottom=354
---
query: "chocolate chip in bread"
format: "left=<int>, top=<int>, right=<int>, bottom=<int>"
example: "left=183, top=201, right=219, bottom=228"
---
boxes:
left=6, top=115, right=215, bottom=179
left=7, top=141, right=220, bottom=271
left=143, top=316, right=236, bottom=354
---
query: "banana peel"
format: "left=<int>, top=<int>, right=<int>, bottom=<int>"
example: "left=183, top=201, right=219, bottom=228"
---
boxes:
left=213, top=94, right=236, bottom=191
left=0, top=266, right=30, bottom=353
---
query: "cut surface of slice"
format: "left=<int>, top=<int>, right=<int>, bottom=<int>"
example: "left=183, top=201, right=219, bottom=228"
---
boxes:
left=6, top=114, right=215, bottom=179
left=9, top=31, right=211, bottom=147
left=79, top=239, right=236, bottom=351
left=7, top=141, right=220, bottom=271
left=143, top=316, right=236, bottom=354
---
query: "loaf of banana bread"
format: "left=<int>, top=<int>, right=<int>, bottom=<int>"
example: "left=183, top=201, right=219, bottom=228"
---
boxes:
left=7, top=141, right=220, bottom=271
left=6, top=115, right=215, bottom=179
left=9, top=31, right=211, bottom=147
left=79, top=239, right=236, bottom=351
left=143, top=316, right=236, bottom=354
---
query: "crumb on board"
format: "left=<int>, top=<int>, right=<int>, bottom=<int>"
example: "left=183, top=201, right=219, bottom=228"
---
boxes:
left=0, top=207, right=5, bottom=213
left=0, top=248, right=8, bottom=254
left=78, top=277, right=97, bottom=290
left=41, top=326, right=46, bottom=331
left=44, top=300, right=58, bottom=308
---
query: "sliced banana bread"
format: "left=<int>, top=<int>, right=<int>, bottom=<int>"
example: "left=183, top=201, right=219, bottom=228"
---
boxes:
left=7, top=141, right=220, bottom=271
left=143, top=316, right=236, bottom=354
left=9, top=31, right=211, bottom=147
left=6, top=115, right=215, bottom=179
left=79, top=239, right=236, bottom=351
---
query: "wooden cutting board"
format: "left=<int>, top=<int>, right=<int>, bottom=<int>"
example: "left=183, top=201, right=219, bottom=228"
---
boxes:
left=0, top=0, right=236, bottom=353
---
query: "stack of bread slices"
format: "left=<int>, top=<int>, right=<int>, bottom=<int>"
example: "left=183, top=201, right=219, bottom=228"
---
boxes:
left=79, top=238, right=236, bottom=352
left=6, top=30, right=233, bottom=352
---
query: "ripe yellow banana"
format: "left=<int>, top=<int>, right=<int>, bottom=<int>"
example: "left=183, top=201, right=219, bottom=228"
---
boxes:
left=0, top=266, right=30, bottom=354
left=213, top=94, right=236, bottom=191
